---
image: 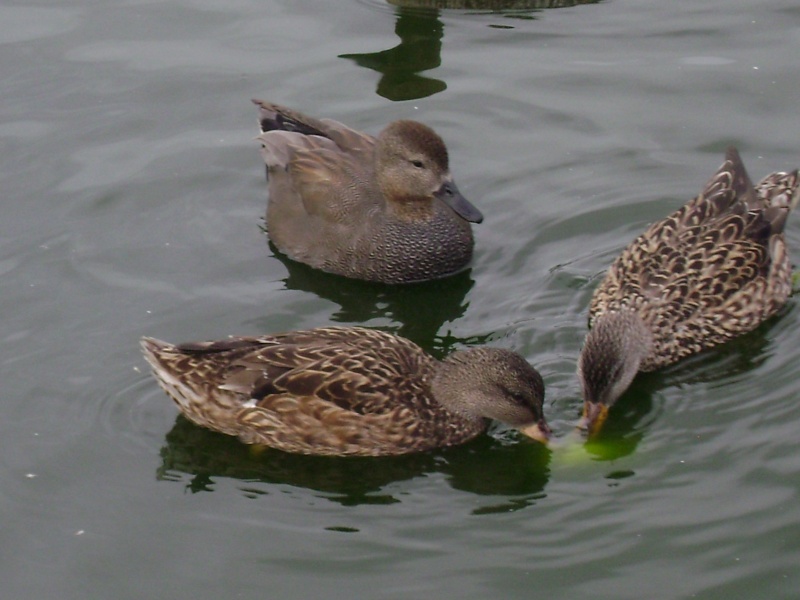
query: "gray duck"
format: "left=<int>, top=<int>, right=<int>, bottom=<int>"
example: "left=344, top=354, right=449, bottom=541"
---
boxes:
left=253, top=99, right=483, bottom=284
left=141, top=326, right=550, bottom=456
left=578, top=147, right=799, bottom=433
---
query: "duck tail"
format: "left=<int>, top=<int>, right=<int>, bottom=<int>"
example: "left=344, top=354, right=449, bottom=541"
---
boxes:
left=140, top=337, right=199, bottom=413
left=724, top=147, right=757, bottom=206
left=140, top=336, right=174, bottom=367
left=252, top=99, right=328, bottom=137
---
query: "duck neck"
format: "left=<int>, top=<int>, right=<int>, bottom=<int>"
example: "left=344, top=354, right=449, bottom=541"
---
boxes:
left=578, top=310, right=653, bottom=408
left=385, top=195, right=438, bottom=222
left=430, top=352, right=487, bottom=425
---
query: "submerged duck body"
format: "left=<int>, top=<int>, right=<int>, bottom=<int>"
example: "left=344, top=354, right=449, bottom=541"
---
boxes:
left=579, top=148, right=799, bottom=432
left=253, top=99, right=483, bottom=284
left=141, top=326, right=550, bottom=456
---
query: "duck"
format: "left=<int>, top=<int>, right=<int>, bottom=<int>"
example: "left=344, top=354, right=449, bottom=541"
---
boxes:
left=252, top=99, right=484, bottom=284
left=141, top=326, right=550, bottom=456
left=578, top=147, right=799, bottom=434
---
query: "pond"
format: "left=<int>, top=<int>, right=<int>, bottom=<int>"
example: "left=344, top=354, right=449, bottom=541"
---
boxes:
left=2, top=0, right=800, bottom=598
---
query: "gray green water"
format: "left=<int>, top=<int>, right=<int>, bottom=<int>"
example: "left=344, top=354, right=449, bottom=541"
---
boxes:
left=3, top=0, right=800, bottom=598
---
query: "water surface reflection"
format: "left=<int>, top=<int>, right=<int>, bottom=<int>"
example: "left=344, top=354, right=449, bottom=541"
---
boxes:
left=341, top=0, right=600, bottom=100
left=388, top=0, right=599, bottom=8
left=158, top=416, right=551, bottom=513
left=269, top=245, right=475, bottom=355
left=340, top=8, right=446, bottom=100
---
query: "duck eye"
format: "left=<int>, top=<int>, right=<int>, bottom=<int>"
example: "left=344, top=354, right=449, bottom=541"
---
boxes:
left=411, top=159, right=425, bottom=168
left=511, top=392, right=528, bottom=406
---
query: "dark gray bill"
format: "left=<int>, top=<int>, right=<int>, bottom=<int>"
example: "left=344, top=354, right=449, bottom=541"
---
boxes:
left=434, top=181, right=484, bottom=223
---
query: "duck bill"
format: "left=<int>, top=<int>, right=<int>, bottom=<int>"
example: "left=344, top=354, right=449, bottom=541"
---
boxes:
left=577, top=401, right=609, bottom=436
left=519, top=420, right=552, bottom=445
left=434, top=181, right=484, bottom=223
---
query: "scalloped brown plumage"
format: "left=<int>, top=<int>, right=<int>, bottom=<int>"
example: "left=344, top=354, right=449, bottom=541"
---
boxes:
left=252, top=100, right=484, bottom=284
left=141, top=326, right=550, bottom=456
left=578, top=147, right=799, bottom=433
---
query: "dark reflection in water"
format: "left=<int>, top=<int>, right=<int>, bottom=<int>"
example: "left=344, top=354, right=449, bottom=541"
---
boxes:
left=340, top=1, right=600, bottom=100
left=158, top=417, right=431, bottom=505
left=443, top=434, right=551, bottom=513
left=158, top=417, right=550, bottom=513
left=388, top=0, right=599, bottom=8
left=339, top=8, right=446, bottom=101
left=268, top=243, right=475, bottom=356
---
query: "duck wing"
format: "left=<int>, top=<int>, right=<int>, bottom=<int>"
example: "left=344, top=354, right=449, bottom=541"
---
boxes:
left=169, top=327, right=439, bottom=454
left=253, top=99, right=376, bottom=160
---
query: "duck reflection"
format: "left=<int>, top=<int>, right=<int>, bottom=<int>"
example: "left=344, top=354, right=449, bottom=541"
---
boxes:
left=269, top=244, right=475, bottom=356
left=339, top=8, right=446, bottom=101
left=443, top=433, right=551, bottom=513
left=340, top=1, right=599, bottom=100
left=389, top=0, right=599, bottom=8
left=157, top=416, right=550, bottom=511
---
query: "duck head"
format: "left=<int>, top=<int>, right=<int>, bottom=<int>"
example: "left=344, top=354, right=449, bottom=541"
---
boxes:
left=577, top=310, right=652, bottom=435
left=375, top=120, right=483, bottom=223
left=434, top=347, right=551, bottom=444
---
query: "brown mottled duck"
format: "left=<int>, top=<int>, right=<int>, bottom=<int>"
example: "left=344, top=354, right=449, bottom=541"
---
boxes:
left=141, top=326, right=550, bottom=456
left=578, top=147, right=799, bottom=433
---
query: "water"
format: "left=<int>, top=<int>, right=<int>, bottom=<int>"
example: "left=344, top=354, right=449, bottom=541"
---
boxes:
left=2, top=0, right=800, bottom=598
